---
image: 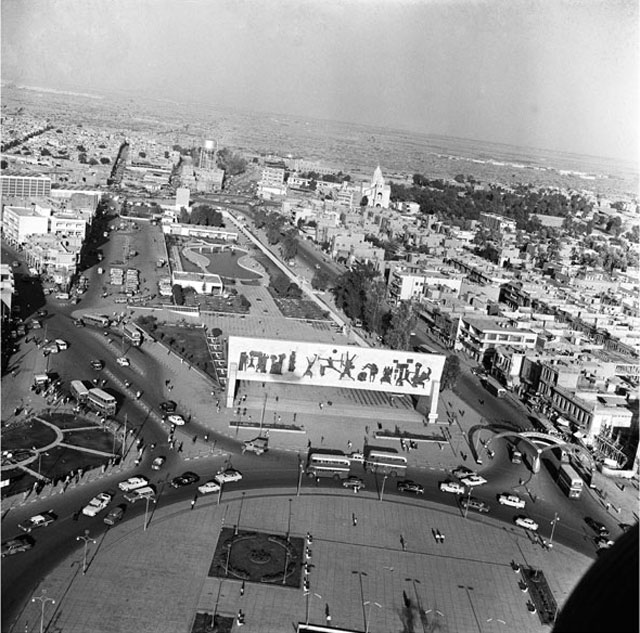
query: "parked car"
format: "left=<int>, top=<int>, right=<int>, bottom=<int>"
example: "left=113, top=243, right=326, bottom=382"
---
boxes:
left=124, top=486, right=156, bottom=503
left=459, top=474, right=487, bottom=487
left=104, top=504, right=126, bottom=526
left=54, top=339, right=68, bottom=350
left=116, top=357, right=130, bottom=367
left=198, top=480, right=221, bottom=495
left=342, top=476, right=365, bottom=491
left=118, top=476, right=149, bottom=492
left=171, top=472, right=200, bottom=488
left=167, top=414, right=186, bottom=426
left=160, top=400, right=177, bottom=413
left=1, top=535, right=35, bottom=557
left=498, top=493, right=526, bottom=509
left=585, top=517, right=610, bottom=537
left=460, top=498, right=490, bottom=513
left=90, top=359, right=105, bottom=370
left=451, top=466, right=475, bottom=479
left=214, top=468, right=243, bottom=484
left=82, top=492, right=112, bottom=517
left=594, top=535, right=614, bottom=550
left=514, top=516, right=539, bottom=531
left=439, top=481, right=465, bottom=494
left=18, top=511, right=57, bottom=532
left=397, top=480, right=424, bottom=495
left=151, top=456, right=166, bottom=471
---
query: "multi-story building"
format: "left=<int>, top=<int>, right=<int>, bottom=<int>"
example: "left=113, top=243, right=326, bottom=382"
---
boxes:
left=50, top=212, right=88, bottom=240
left=479, top=212, right=517, bottom=235
left=388, top=267, right=462, bottom=304
left=1, top=205, right=50, bottom=246
left=258, top=163, right=286, bottom=198
left=0, top=264, right=15, bottom=313
left=455, top=316, right=537, bottom=361
left=25, top=234, right=81, bottom=282
left=1, top=175, right=52, bottom=198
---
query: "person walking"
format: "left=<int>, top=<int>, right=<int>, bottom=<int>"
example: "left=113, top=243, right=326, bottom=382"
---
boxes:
left=191, top=494, right=197, bottom=510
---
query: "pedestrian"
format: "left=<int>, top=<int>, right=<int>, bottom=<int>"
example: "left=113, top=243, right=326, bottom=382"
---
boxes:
left=191, top=495, right=197, bottom=510
left=347, top=440, right=352, bottom=450
left=193, top=435, right=197, bottom=443
left=352, top=514, right=358, bottom=526
left=307, top=439, right=311, bottom=449
left=240, top=581, right=245, bottom=596
left=320, top=436, right=324, bottom=444
left=178, top=442, right=183, bottom=453
left=293, top=413, right=297, bottom=423
left=204, top=434, right=209, bottom=442
left=73, top=510, right=80, bottom=521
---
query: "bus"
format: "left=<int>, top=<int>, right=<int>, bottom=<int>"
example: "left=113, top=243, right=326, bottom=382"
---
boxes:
left=482, top=376, right=506, bottom=398
left=70, top=380, right=90, bottom=404
left=82, top=314, right=111, bottom=328
left=123, top=322, right=143, bottom=346
left=365, top=449, right=408, bottom=476
left=557, top=463, right=584, bottom=499
left=306, top=452, right=352, bottom=480
left=87, top=388, right=117, bottom=415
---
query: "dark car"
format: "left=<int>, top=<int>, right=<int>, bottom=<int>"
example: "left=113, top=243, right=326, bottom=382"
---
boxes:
left=397, top=480, right=424, bottom=495
left=2, top=535, right=35, bottom=557
left=104, top=504, right=126, bottom=526
left=171, top=472, right=200, bottom=488
left=160, top=400, right=177, bottom=413
left=585, top=517, right=609, bottom=537
left=460, top=498, right=490, bottom=513
left=90, top=359, right=105, bottom=370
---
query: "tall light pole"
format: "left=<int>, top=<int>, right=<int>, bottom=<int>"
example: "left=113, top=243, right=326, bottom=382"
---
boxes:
left=235, top=492, right=246, bottom=536
left=364, top=601, right=382, bottom=633
left=546, top=513, right=560, bottom=549
left=379, top=474, right=388, bottom=502
left=76, top=529, right=96, bottom=575
left=296, top=456, right=304, bottom=496
left=32, top=591, right=55, bottom=633
left=144, top=496, right=155, bottom=531
left=458, top=585, right=482, bottom=633
left=286, top=498, right=292, bottom=542
left=217, top=481, right=224, bottom=505
left=464, top=486, right=472, bottom=519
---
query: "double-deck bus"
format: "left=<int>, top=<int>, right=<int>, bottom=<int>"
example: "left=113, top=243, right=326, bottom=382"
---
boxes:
left=123, top=322, right=143, bottom=346
left=70, top=380, right=90, bottom=404
left=557, top=462, right=584, bottom=499
left=482, top=376, right=506, bottom=398
left=306, top=452, right=352, bottom=480
left=87, top=388, right=117, bottom=416
left=365, top=449, right=408, bottom=476
left=82, top=314, right=111, bottom=328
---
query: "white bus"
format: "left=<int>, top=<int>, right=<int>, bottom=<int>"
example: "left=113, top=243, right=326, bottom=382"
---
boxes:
left=123, top=322, right=143, bottom=346
left=557, top=463, right=584, bottom=499
left=365, top=449, right=408, bottom=476
left=87, top=388, right=117, bottom=415
left=306, top=452, right=352, bottom=480
left=70, top=380, right=90, bottom=404
left=82, top=314, right=111, bottom=328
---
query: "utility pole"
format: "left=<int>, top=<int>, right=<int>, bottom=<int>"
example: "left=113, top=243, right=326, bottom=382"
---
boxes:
left=76, top=529, right=96, bottom=575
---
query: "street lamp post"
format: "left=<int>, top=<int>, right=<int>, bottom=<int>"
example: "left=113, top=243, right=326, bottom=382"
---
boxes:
left=76, top=529, right=96, bottom=575
left=546, top=513, right=560, bottom=549
left=364, top=601, right=382, bottom=633
left=217, top=481, right=224, bottom=505
left=144, top=496, right=154, bottom=531
left=32, top=591, right=55, bottom=633
left=286, top=498, right=292, bottom=542
left=458, top=585, right=482, bottom=633
left=235, top=492, right=246, bottom=536
left=352, top=571, right=368, bottom=631
left=305, top=592, right=322, bottom=625
left=296, top=456, right=304, bottom=496
left=379, top=474, right=388, bottom=502
left=464, top=486, right=472, bottom=519
left=405, top=578, right=427, bottom=633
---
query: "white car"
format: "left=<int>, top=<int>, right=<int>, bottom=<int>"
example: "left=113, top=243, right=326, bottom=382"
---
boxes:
left=82, top=492, right=112, bottom=517
left=197, top=480, right=221, bottom=494
left=167, top=414, right=186, bottom=426
left=54, top=339, right=68, bottom=350
left=439, top=481, right=466, bottom=494
left=459, top=474, right=487, bottom=487
left=514, top=516, right=539, bottom=531
left=348, top=451, right=365, bottom=463
left=118, top=476, right=149, bottom=492
left=498, top=493, right=526, bottom=509
left=116, top=357, right=130, bottom=367
left=214, top=468, right=243, bottom=484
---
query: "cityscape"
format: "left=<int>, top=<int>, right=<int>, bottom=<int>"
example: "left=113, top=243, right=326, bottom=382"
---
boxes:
left=1, top=2, right=638, bottom=633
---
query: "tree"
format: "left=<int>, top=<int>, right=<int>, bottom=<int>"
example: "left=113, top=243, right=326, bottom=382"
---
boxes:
left=41, top=147, right=51, bottom=156
left=311, top=269, right=330, bottom=291
left=217, top=147, right=247, bottom=176
left=172, top=284, right=184, bottom=306
left=99, top=157, right=111, bottom=164
left=332, top=262, right=378, bottom=322
left=384, top=300, right=416, bottom=350
left=440, top=355, right=461, bottom=391
left=360, top=196, right=369, bottom=207
left=362, top=280, right=388, bottom=334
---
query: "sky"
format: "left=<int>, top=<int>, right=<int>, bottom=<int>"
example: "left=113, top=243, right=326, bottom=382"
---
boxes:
left=1, top=0, right=638, bottom=162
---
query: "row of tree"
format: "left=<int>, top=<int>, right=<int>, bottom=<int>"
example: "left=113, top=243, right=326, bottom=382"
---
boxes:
left=177, top=205, right=224, bottom=227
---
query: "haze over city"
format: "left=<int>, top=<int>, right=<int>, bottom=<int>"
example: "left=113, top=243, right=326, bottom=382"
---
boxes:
left=2, top=0, right=638, bottom=163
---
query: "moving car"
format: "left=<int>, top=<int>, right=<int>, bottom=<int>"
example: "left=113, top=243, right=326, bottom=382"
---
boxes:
left=1, top=535, right=35, bottom=557
left=514, top=516, right=539, bottom=531
left=452, top=466, right=475, bottom=479
left=118, top=476, right=149, bottom=492
left=167, top=414, right=186, bottom=426
left=585, top=517, right=610, bottom=537
left=82, top=492, right=112, bottom=517
left=159, top=400, right=177, bottom=413
left=104, top=504, right=126, bottom=526
left=214, top=468, right=243, bottom=484
left=171, top=472, right=200, bottom=488
left=460, top=498, right=490, bottom=513
left=397, top=480, right=424, bottom=495
left=198, top=480, right=221, bottom=495
left=439, top=481, right=465, bottom=494
left=151, top=456, right=166, bottom=471
left=18, top=511, right=57, bottom=532
left=459, top=474, right=488, bottom=487
left=116, top=357, right=130, bottom=367
left=242, top=437, right=268, bottom=455
left=90, top=359, right=105, bottom=370
left=498, top=493, right=526, bottom=509
left=124, top=486, right=156, bottom=503
left=342, top=476, right=365, bottom=491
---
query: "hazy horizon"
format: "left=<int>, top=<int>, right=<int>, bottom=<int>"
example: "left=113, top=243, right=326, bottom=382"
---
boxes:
left=2, top=0, right=638, bottom=164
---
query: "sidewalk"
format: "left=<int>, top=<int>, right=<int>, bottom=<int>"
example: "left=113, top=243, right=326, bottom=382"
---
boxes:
left=6, top=487, right=594, bottom=633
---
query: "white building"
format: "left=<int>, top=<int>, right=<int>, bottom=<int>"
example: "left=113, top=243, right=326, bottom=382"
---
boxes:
left=1, top=205, right=50, bottom=246
left=360, top=166, right=391, bottom=209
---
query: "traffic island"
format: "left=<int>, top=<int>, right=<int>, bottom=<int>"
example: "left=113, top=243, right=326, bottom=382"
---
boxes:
left=208, top=528, right=303, bottom=588
left=190, top=612, right=234, bottom=633
left=521, top=567, right=558, bottom=624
